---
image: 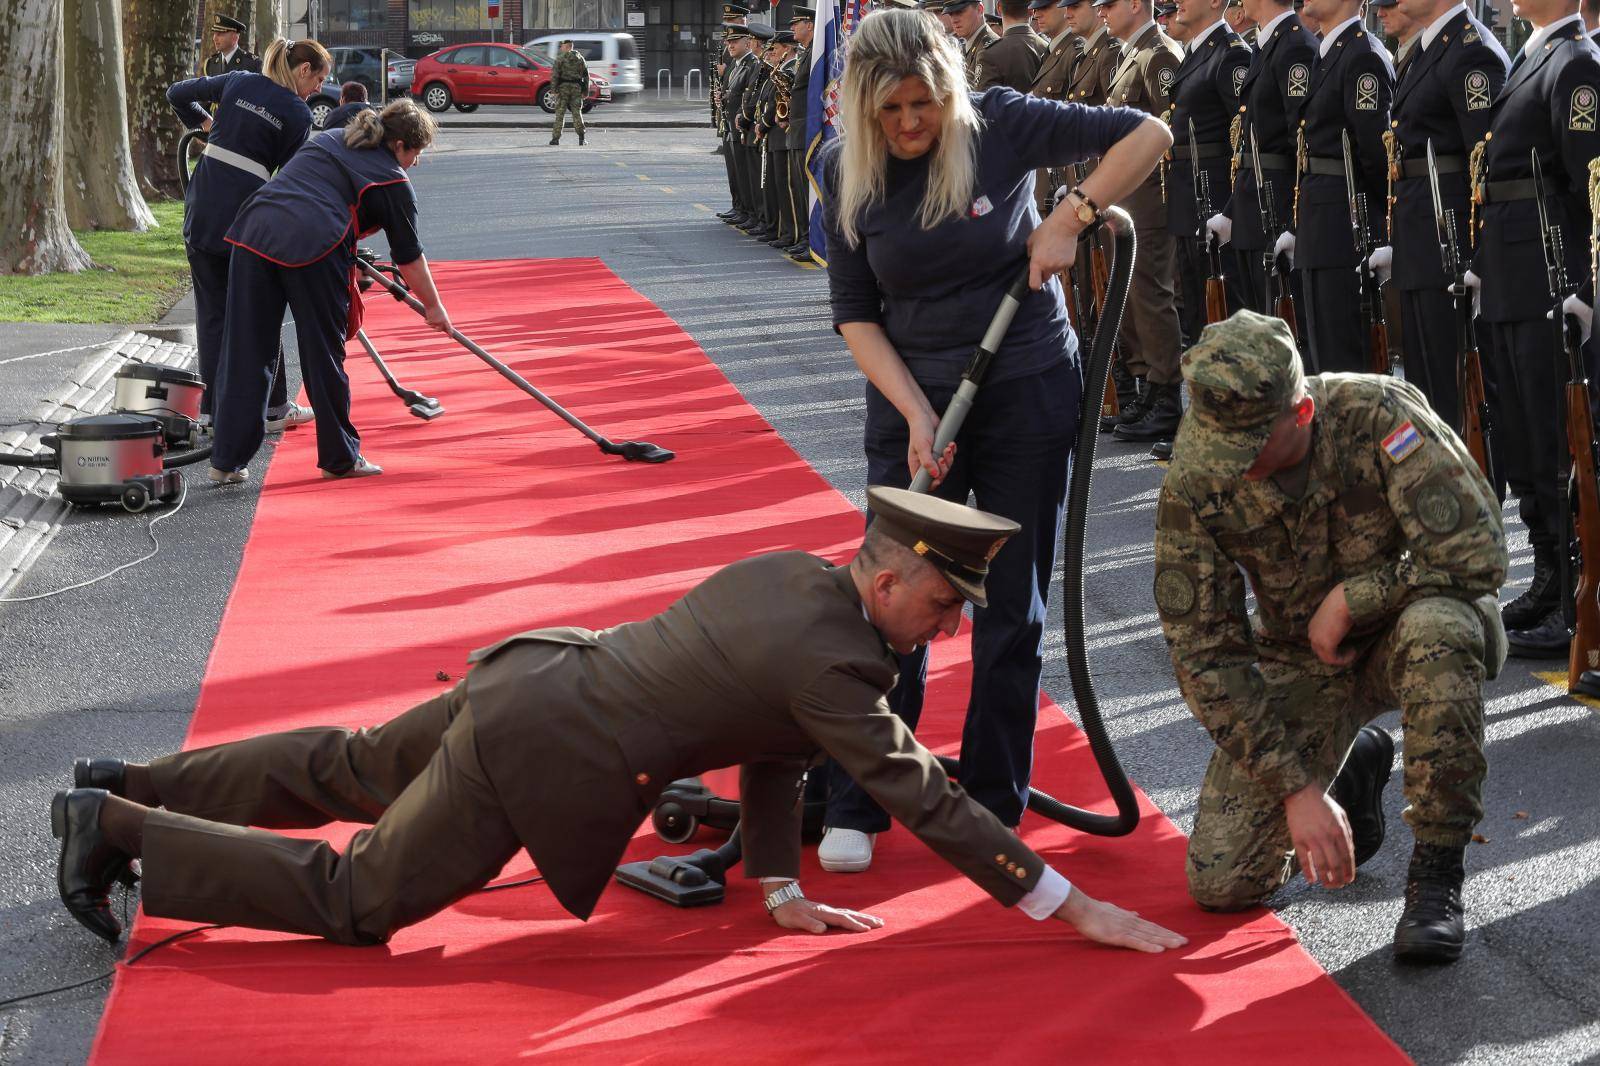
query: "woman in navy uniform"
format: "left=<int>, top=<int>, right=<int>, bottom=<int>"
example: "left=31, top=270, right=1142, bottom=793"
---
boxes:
left=168, top=39, right=332, bottom=431
left=210, top=101, right=452, bottom=483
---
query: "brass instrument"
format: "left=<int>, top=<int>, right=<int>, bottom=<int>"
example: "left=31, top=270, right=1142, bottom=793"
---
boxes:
left=773, top=62, right=795, bottom=129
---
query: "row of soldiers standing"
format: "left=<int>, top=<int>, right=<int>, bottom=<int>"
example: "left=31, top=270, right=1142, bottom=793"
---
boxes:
left=981, top=0, right=1600, bottom=659
left=712, top=4, right=816, bottom=263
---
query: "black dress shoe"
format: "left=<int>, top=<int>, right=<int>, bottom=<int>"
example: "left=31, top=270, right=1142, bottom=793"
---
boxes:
left=51, top=789, right=130, bottom=943
left=1507, top=609, right=1572, bottom=659
left=1329, top=725, right=1395, bottom=867
left=73, top=757, right=127, bottom=795
left=1394, top=842, right=1467, bottom=963
left=1150, top=440, right=1173, bottom=461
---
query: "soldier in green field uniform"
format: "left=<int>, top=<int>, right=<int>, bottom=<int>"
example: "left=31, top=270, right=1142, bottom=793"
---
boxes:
left=549, top=40, right=589, bottom=146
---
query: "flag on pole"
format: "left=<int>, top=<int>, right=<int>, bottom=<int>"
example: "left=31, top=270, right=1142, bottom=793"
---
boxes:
left=804, top=0, right=868, bottom=265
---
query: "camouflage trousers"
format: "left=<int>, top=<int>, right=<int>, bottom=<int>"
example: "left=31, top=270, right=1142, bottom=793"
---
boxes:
left=1187, top=595, right=1491, bottom=911
left=552, top=86, right=585, bottom=140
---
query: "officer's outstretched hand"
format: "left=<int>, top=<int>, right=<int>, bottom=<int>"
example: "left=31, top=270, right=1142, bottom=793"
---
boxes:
left=1285, top=784, right=1355, bottom=889
left=1053, top=887, right=1187, bottom=953
left=771, top=897, right=885, bottom=935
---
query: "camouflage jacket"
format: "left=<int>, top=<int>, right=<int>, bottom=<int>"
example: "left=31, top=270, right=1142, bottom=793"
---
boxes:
left=1152, top=374, right=1507, bottom=798
left=553, top=49, right=589, bottom=89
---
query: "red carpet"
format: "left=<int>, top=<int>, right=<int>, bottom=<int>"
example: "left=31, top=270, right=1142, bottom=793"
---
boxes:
left=89, top=260, right=1407, bottom=1064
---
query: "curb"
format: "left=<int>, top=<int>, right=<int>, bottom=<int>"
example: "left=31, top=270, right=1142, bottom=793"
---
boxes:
left=0, top=332, right=199, bottom=596
left=439, top=119, right=712, bottom=130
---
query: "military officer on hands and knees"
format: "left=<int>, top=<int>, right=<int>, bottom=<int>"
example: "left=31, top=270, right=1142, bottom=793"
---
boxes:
left=1277, top=0, right=1393, bottom=374
left=1470, top=0, right=1600, bottom=656
left=52, top=490, right=1186, bottom=957
left=1369, top=0, right=1506, bottom=431
left=1099, top=0, right=1186, bottom=441
left=205, top=13, right=260, bottom=76
left=1155, top=310, right=1507, bottom=964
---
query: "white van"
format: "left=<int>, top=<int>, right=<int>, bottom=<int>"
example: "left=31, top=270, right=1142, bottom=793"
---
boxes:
left=524, top=33, right=642, bottom=97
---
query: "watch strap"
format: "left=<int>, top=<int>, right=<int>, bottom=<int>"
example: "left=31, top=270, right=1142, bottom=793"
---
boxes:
left=763, top=881, right=806, bottom=912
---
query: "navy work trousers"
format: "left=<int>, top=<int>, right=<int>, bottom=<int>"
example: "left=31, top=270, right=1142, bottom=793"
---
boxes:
left=212, top=248, right=362, bottom=474
left=186, top=243, right=287, bottom=417
left=824, top=360, right=1080, bottom=831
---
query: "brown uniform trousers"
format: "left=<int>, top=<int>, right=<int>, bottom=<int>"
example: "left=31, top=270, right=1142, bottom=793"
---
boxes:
left=141, top=681, right=516, bottom=946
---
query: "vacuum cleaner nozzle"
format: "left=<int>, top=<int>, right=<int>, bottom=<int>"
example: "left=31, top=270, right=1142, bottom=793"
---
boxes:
left=408, top=401, right=445, bottom=421
left=602, top=440, right=675, bottom=464
left=614, top=850, right=730, bottom=907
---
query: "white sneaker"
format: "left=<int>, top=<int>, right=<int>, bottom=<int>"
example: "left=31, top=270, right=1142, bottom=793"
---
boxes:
left=265, top=402, right=315, bottom=432
left=321, top=455, right=383, bottom=479
left=818, top=828, right=875, bottom=873
left=207, top=466, right=247, bottom=485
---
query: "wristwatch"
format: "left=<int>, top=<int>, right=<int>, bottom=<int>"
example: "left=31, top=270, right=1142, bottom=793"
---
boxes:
left=1064, top=188, right=1100, bottom=226
left=763, top=881, right=805, bottom=913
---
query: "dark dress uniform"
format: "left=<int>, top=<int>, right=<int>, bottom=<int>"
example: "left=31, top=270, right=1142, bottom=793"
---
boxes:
left=1221, top=8, right=1317, bottom=316
left=166, top=72, right=310, bottom=419
left=738, top=42, right=771, bottom=232
left=980, top=23, right=1050, bottom=91
left=1473, top=16, right=1600, bottom=638
left=723, top=45, right=761, bottom=226
left=213, top=129, right=423, bottom=475
left=785, top=35, right=812, bottom=256
left=1290, top=17, right=1393, bottom=374
left=1102, top=20, right=1184, bottom=425
left=128, top=549, right=1059, bottom=944
left=753, top=56, right=783, bottom=241
left=1387, top=9, right=1506, bottom=431
left=1166, top=21, right=1253, bottom=351
left=203, top=44, right=261, bottom=78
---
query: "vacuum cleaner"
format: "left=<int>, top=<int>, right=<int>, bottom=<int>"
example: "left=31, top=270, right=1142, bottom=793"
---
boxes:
left=112, top=362, right=206, bottom=446
left=0, top=413, right=213, bottom=512
left=616, top=208, right=1140, bottom=907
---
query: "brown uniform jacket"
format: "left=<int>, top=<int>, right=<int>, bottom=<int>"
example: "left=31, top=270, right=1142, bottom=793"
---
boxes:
left=1066, top=25, right=1120, bottom=105
left=1032, top=30, right=1084, bottom=100
left=465, top=551, right=1046, bottom=920
left=980, top=24, right=1050, bottom=92
left=1105, top=22, right=1182, bottom=226
left=964, top=24, right=1001, bottom=90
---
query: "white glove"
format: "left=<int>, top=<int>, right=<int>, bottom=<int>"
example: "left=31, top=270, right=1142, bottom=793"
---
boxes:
left=1557, top=292, right=1594, bottom=344
left=1206, top=213, right=1232, bottom=246
left=1273, top=231, right=1296, bottom=269
left=1366, top=245, right=1393, bottom=285
left=1463, top=269, right=1482, bottom=317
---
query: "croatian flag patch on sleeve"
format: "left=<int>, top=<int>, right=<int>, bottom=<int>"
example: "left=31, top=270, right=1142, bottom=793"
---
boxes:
left=1382, top=421, right=1423, bottom=463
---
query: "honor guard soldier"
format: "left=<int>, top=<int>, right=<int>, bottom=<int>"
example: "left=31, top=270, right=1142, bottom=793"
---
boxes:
left=1277, top=0, right=1393, bottom=374
left=1374, top=0, right=1506, bottom=431
left=1156, top=310, right=1507, bottom=964
left=979, top=0, right=1051, bottom=90
left=784, top=8, right=815, bottom=261
left=1375, top=0, right=1423, bottom=81
left=756, top=33, right=796, bottom=247
left=1227, top=0, right=1259, bottom=44
left=1470, top=4, right=1600, bottom=654
left=714, top=4, right=750, bottom=223
left=1164, top=0, right=1253, bottom=369
left=1029, top=0, right=1086, bottom=214
left=205, top=14, right=261, bottom=77
left=54, top=491, right=1186, bottom=955
left=1099, top=0, right=1186, bottom=439
left=947, top=0, right=1000, bottom=88
left=1211, top=0, right=1316, bottom=316
left=721, top=24, right=762, bottom=231
left=1068, top=0, right=1122, bottom=102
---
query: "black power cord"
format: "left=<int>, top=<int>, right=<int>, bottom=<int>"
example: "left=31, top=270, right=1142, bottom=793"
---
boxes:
left=0, top=872, right=547, bottom=1011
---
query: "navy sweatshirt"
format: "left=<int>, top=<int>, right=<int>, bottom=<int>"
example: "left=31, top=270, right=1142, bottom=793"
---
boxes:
left=822, top=87, right=1146, bottom=387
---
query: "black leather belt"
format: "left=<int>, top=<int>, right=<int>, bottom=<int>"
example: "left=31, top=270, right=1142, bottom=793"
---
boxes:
left=1481, top=178, right=1552, bottom=203
left=1401, top=155, right=1463, bottom=178
left=1240, top=152, right=1292, bottom=172
left=1171, top=141, right=1228, bottom=161
left=1302, top=156, right=1345, bottom=176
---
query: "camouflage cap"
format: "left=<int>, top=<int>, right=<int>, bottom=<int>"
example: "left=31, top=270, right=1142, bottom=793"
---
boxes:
left=1174, top=309, right=1305, bottom=479
left=866, top=486, right=1020, bottom=607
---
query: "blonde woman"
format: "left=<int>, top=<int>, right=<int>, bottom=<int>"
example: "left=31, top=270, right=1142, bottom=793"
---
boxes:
left=816, top=8, right=1170, bottom=873
left=168, top=38, right=333, bottom=432
left=210, top=101, right=451, bottom=483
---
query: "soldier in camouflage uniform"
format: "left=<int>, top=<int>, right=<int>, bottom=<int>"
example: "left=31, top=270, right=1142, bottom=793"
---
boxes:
left=549, top=40, right=589, bottom=146
left=1153, top=310, right=1508, bottom=964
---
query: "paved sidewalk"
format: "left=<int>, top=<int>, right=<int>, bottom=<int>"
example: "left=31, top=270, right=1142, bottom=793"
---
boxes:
left=431, top=94, right=711, bottom=129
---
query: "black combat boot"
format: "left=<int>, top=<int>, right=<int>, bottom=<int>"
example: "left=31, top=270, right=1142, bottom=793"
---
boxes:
left=1328, top=726, right=1395, bottom=867
left=1114, top=381, right=1183, bottom=442
left=1506, top=608, right=1572, bottom=659
left=1099, top=365, right=1142, bottom=432
left=1150, top=440, right=1173, bottom=461
left=1501, top=551, right=1559, bottom=630
left=1393, top=842, right=1467, bottom=963
left=578, top=129, right=585, bottom=146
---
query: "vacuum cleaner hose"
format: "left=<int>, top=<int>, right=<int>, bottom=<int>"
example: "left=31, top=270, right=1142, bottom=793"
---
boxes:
left=176, top=129, right=204, bottom=195
left=163, top=445, right=213, bottom=469
left=0, top=450, right=58, bottom=469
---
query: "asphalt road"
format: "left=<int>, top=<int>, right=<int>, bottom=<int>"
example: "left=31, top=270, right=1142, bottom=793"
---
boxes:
left=1, top=127, right=1596, bottom=1065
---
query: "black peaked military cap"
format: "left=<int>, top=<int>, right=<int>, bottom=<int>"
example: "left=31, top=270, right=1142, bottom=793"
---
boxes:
left=1027, top=0, right=1055, bottom=11
left=773, top=28, right=797, bottom=43
left=866, top=487, right=1020, bottom=607
left=723, top=21, right=755, bottom=37
left=790, top=5, right=816, bottom=19
left=723, top=3, right=751, bottom=17
left=984, top=11, right=1002, bottom=23
left=212, top=13, right=247, bottom=32
left=943, top=0, right=981, bottom=12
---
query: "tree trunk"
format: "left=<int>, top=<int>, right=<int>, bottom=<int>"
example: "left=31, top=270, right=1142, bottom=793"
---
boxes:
left=125, top=0, right=198, bottom=199
left=253, top=0, right=283, bottom=51
left=0, top=0, right=92, bottom=274
left=64, top=0, right=156, bottom=231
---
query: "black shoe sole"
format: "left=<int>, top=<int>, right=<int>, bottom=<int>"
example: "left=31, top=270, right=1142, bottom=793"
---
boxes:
left=1393, top=931, right=1465, bottom=964
left=51, top=791, right=125, bottom=943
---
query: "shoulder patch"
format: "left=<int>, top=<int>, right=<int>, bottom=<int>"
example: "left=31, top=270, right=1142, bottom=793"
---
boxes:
left=1465, top=69, right=1491, bottom=110
left=1232, top=65, right=1247, bottom=95
left=1356, top=72, right=1380, bottom=111
left=1288, top=62, right=1309, bottom=97
left=1414, top=482, right=1463, bottom=534
left=1158, top=65, right=1176, bottom=89
left=1382, top=420, right=1423, bottom=463
left=1154, top=566, right=1198, bottom=618
left=1571, top=85, right=1597, bottom=132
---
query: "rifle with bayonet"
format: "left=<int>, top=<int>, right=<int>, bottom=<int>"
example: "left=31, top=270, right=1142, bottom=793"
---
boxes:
left=1072, top=159, right=1122, bottom=424
left=1427, top=139, right=1493, bottom=485
left=1250, top=128, right=1297, bottom=336
left=1532, top=150, right=1600, bottom=689
left=1190, top=120, right=1228, bottom=324
left=1052, top=180, right=1093, bottom=337
left=1343, top=129, right=1390, bottom=374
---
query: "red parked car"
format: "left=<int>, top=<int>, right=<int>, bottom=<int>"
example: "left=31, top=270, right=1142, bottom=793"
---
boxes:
left=411, top=43, right=610, bottom=114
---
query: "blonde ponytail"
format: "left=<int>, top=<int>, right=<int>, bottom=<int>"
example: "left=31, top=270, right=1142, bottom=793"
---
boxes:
left=344, top=98, right=437, bottom=152
left=262, top=37, right=332, bottom=92
left=344, top=108, right=385, bottom=149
